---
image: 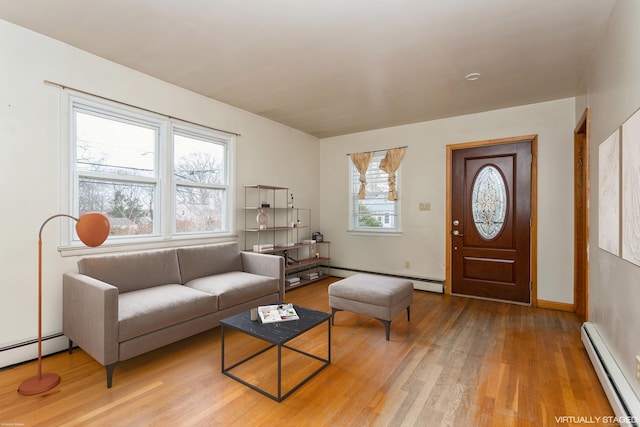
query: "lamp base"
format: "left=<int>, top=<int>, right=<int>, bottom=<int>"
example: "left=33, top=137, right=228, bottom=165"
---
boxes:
left=18, top=372, right=60, bottom=396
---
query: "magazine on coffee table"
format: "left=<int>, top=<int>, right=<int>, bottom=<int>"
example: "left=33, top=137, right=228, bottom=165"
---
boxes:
left=258, top=303, right=299, bottom=323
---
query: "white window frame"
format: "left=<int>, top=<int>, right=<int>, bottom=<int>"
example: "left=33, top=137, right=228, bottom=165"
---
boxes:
left=348, top=150, right=402, bottom=235
left=61, top=92, right=236, bottom=253
left=172, top=124, right=233, bottom=236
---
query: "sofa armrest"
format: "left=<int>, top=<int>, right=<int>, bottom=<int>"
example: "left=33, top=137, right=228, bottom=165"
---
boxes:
left=241, top=251, right=285, bottom=300
left=63, top=272, right=119, bottom=367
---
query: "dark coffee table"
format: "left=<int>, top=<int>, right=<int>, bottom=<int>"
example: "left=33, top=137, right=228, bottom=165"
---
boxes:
left=220, top=304, right=331, bottom=402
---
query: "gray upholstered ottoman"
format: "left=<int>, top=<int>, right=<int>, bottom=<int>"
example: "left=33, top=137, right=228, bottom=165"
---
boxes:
left=328, top=274, right=413, bottom=340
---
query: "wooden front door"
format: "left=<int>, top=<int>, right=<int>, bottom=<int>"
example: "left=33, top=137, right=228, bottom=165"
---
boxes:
left=450, top=140, right=532, bottom=303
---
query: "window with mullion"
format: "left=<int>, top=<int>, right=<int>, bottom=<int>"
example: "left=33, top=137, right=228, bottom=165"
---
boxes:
left=69, top=94, right=235, bottom=246
left=349, top=150, right=400, bottom=232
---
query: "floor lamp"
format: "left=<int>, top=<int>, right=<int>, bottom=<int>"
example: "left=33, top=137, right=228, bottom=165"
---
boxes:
left=18, top=212, right=110, bottom=396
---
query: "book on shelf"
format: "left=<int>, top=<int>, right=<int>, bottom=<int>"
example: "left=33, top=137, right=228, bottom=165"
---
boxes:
left=301, top=272, right=320, bottom=280
left=253, top=244, right=274, bottom=252
left=258, top=303, right=299, bottom=323
left=286, top=277, right=301, bottom=285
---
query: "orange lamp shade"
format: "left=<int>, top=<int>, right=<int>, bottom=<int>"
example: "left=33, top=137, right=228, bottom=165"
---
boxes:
left=75, top=212, right=110, bottom=247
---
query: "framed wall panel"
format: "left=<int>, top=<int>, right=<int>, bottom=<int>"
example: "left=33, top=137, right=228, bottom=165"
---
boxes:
left=622, top=108, right=640, bottom=266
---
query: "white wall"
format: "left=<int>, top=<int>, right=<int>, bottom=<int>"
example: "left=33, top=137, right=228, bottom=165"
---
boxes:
left=580, top=0, right=640, bottom=400
left=0, top=20, right=320, bottom=366
left=319, top=98, right=576, bottom=304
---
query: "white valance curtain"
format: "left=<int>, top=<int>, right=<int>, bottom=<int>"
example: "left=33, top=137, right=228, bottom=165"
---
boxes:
left=349, top=146, right=406, bottom=200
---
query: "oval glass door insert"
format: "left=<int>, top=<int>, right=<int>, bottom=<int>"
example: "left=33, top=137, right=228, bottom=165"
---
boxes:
left=472, top=165, right=507, bottom=239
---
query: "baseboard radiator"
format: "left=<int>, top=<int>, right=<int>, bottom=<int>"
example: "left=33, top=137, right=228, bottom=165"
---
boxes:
left=582, top=322, right=640, bottom=427
left=0, top=333, right=67, bottom=370
left=329, top=266, right=444, bottom=294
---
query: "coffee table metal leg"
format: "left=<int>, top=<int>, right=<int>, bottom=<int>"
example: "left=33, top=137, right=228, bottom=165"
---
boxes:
left=277, top=344, right=282, bottom=401
left=221, top=324, right=225, bottom=373
left=328, top=319, right=331, bottom=363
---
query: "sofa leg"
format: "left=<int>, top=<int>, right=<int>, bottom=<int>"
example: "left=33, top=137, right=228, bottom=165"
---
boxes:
left=106, top=363, right=118, bottom=388
left=407, top=305, right=411, bottom=322
left=68, top=339, right=74, bottom=354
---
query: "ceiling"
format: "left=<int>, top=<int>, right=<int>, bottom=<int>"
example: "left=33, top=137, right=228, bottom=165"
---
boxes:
left=0, top=0, right=615, bottom=138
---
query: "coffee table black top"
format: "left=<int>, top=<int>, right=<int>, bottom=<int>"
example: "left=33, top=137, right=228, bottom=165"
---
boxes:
left=220, top=304, right=331, bottom=345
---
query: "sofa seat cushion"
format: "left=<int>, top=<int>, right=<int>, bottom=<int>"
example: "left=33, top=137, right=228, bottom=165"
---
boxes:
left=119, top=285, right=217, bottom=342
left=185, top=271, right=279, bottom=310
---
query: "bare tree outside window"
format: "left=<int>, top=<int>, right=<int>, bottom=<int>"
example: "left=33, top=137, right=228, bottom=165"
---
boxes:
left=79, top=180, right=154, bottom=235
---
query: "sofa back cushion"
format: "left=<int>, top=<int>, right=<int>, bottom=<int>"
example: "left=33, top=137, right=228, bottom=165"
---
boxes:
left=177, top=242, right=243, bottom=284
left=77, top=249, right=181, bottom=293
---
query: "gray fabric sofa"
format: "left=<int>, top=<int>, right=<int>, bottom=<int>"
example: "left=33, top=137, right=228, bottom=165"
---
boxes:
left=62, top=242, right=284, bottom=388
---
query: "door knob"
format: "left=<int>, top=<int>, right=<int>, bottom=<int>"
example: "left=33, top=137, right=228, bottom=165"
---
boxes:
left=453, top=230, right=464, bottom=236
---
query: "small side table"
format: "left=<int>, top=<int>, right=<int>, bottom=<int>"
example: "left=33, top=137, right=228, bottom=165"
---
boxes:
left=220, top=304, right=331, bottom=402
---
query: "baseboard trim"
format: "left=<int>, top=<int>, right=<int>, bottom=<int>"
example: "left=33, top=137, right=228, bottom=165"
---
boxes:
left=0, top=333, right=67, bottom=370
left=536, top=300, right=574, bottom=312
left=329, top=266, right=444, bottom=293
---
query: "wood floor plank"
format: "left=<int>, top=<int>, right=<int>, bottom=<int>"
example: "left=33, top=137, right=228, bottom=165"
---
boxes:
left=0, top=277, right=613, bottom=426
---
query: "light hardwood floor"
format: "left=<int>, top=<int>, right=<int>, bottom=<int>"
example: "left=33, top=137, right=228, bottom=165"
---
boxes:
left=1, top=277, right=612, bottom=426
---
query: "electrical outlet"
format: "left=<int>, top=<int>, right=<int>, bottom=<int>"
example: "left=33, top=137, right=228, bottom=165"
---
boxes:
left=419, top=202, right=431, bottom=211
left=636, top=356, right=640, bottom=381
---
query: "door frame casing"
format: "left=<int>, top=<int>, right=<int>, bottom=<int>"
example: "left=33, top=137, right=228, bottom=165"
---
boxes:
left=445, top=135, right=538, bottom=306
left=574, top=108, right=590, bottom=319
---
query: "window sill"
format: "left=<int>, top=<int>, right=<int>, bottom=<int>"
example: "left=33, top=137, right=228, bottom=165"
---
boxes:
left=347, top=229, right=402, bottom=237
left=59, top=234, right=238, bottom=257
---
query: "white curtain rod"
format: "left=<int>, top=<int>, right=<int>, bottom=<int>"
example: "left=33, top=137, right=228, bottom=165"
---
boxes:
left=346, top=145, right=407, bottom=156
left=43, top=80, right=241, bottom=137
